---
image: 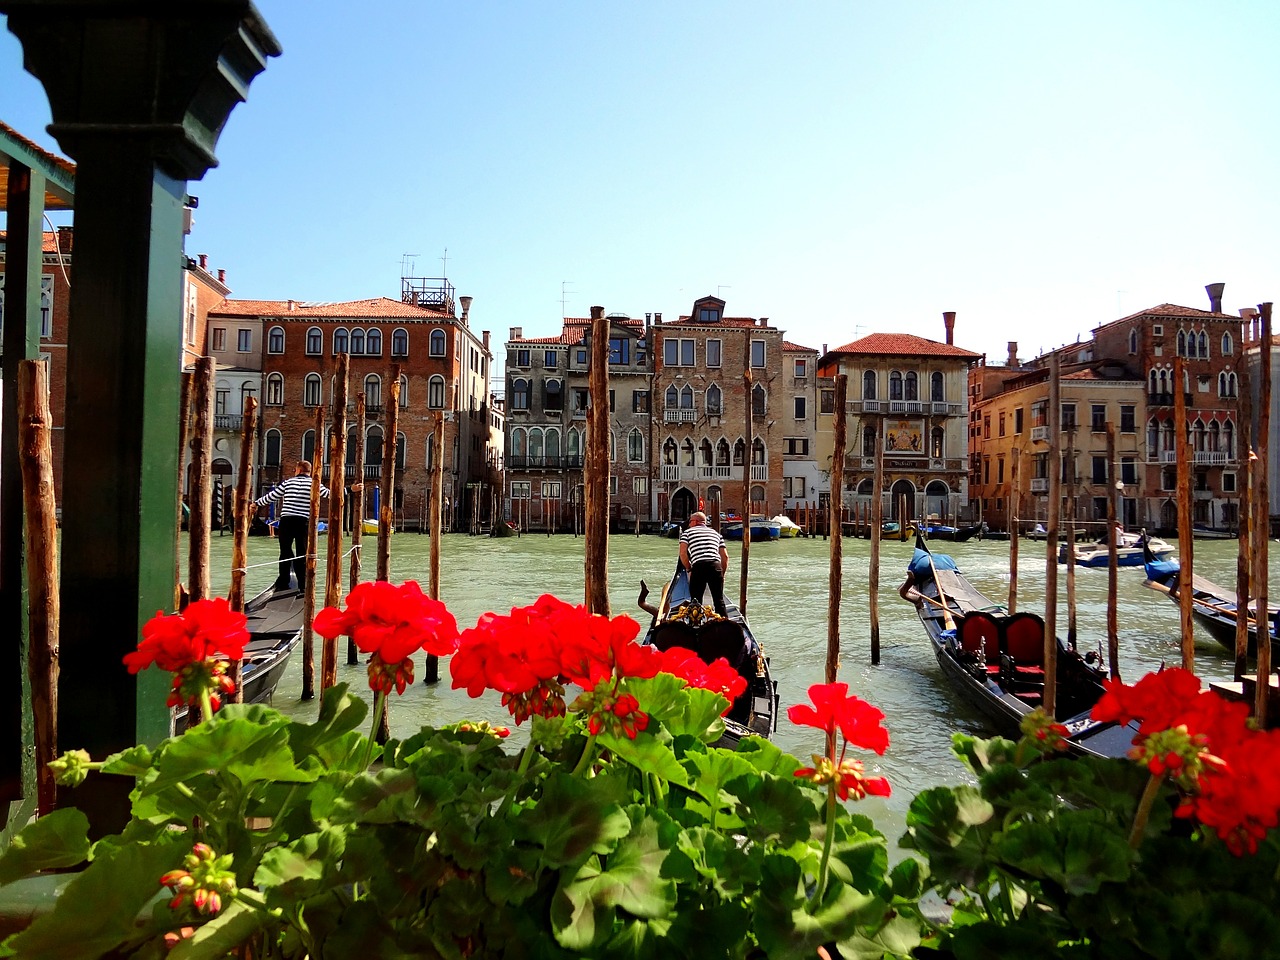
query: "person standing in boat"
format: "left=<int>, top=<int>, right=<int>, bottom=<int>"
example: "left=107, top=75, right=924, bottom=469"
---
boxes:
left=679, top=511, right=729, bottom=616
left=253, top=461, right=356, bottom=592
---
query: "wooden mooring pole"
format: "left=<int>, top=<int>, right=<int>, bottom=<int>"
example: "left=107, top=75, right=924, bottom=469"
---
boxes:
left=188, top=356, right=215, bottom=603
left=740, top=369, right=753, bottom=615
left=174, top=371, right=192, bottom=608
left=1008, top=446, right=1020, bottom=614
left=1044, top=354, right=1061, bottom=717
left=869, top=411, right=884, bottom=665
left=1235, top=355, right=1252, bottom=682
left=322, top=355, right=349, bottom=691
left=1065, top=429, right=1078, bottom=648
left=1106, top=424, right=1121, bottom=681
left=584, top=308, right=610, bottom=615
left=826, top=375, right=847, bottom=754
left=229, top=397, right=258, bottom=702
left=423, top=411, right=445, bottom=685
left=1255, top=302, right=1272, bottom=724
left=348, top=393, right=366, bottom=665
left=1174, top=355, right=1195, bottom=672
left=301, top=405, right=325, bottom=701
left=375, top=371, right=402, bottom=734
left=18, top=360, right=59, bottom=816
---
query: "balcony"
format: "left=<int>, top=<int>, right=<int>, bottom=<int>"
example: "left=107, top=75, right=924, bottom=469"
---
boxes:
left=660, top=464, right=681, bottom=482
left=214, top=414, right=242, bottom=431
left=931, top=401, right=962, bottom=416
left=889, top=400, right=925, bottom=415
left=856, top=399, right=883, bottom=413
left=1031, top=425, right=1049, bottom=442
left=1148, top=392, right=1193, bottom=408
left=505, top=455, right=585, bottom=470
left=697, top=465, right=737, bottom=481
left=1194, top=451, right=1231, bottom=465
left=345, top=464, right=382, bottom=481
left=1030, top=477, right=1049, bottom=494
left=664, top=408, right=697, bottom=423
left=749, top=464, right=768, bottom=481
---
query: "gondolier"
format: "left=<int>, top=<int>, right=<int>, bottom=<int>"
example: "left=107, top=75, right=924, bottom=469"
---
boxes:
left=254, top=460, right=330, bottom=592
left=679, top=511, right=729, bottom=616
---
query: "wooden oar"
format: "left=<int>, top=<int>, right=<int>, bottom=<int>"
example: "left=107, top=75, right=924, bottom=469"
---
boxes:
left=917, top=533, right=956, bottom=634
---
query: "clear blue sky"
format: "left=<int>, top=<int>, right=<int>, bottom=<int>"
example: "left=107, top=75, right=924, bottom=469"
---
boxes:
left=4, top=2, right=1278, bottom=367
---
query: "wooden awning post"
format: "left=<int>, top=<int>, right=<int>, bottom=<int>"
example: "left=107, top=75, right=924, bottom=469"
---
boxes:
left=1, top=0, right=279, bottom=833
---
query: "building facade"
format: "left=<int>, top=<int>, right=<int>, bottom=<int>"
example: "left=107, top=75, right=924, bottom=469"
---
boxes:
left=817, top=320, right=980, bottom=522
left=780, top=340, right=821, bottom=511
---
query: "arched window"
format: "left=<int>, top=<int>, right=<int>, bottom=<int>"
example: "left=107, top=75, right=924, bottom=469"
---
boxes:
left=396, top=432, right=406, bottom=470
left=304, top=373, right=322, bottom=407
left=665, top=385, right=679, bottom=409
left=682, top=438, right=695, bottom=466
left=510, top=428, right=526, bottom=460
left=1147, top=419, right=1159, bottom=456
left=862, top=371, right=876, bottom=400
left=1160, top=420, right=1174, bottom=455
left=930, top=372, right=944, bottom=402
left=305, top=327, right=322, bottom=355
left=905, top=371, right=918, bottom=401
left=264, top=429, right=281, bottom=467
left=889, top=371, right=903, bottom=401
left=1177, top=330, right=1187, bottom=357
left=662, top=437, right=677, bottom=464
left=716, top=439, right=730, bottom=465
left=546, top=428, right=561, bottom=460
left=699, top=438, right=713, bottom=466
left=863, top=425, right=876, bottom=457
left=333, top=327, right=349, bottom=354
left=629, top=429, right=645, bottom=462
left=365, top=426, right=383, bottom=466
left=349, top=328, right=365, bottom=355
left=399, top=374, right=409, bottom=408
left=1208, top=421, right=1221, bottom=453
left=752, top=383, right=766, bottom=416
left=750, top=484, right=765, bottom=502
left=511, top=378, right=529, bottom=410
left=1149, top=369, right=1159, bottom=395
left=930, top=427, right=944, bottom=458
left=1222, top=332, right=1234, bottom=355
left=364, top=374, right=382, bottom=410
left=366, top=328, right=382, bottom=356
left=346, top=429, right=358, bottom=465
left=267, top=326, right=285, bottom=354
left=857, top=478, right=874, bottom=496
left=392, top=327, right=409, bottom=358
left=301, top=430, right=316, bottom=464
left=609, top=431, right=617, bottom=462
left=1198, top=331, right=1208, bottom=359
left=429, top=329, right=447, bottom=357
left=1218, top=372, right=1228, bottom=396
left=265, top=373, right=284, bottom=406
left=568, top=428, right=582, bottom=461
left=752, top=438, right=766, bottom=464
left=1224, top=420, right=1235, bottom=458
left=428, top=375, right=446, bottom=409
left=240, top=381, right=256, bottom=412
left=680, top=384, right=694, bottom=409
left=545, top=379, right=563, bottom=410
left=528, top=428, right=544, bottom=464
left=1192, top=420, right=1205, bottom=452
left=732, top=439, right=745, bottom=466
left=706, top=383, right=722, bottom=416
left=1129, top=329, right=1138, bottom=354
left=426, top=434, right=436, bottom=470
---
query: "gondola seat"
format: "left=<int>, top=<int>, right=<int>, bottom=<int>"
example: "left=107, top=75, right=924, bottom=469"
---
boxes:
left=957, top=612, right=1002, bottom=676
left=1001, top=613, right=1047, bottom=698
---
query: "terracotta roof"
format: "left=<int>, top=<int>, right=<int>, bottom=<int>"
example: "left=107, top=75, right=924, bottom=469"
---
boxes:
left=667, top=315, right=770, bottom=329
left=824, top=332, right=982, bottom=360
left=0, top=230, right=60, bottom=253
left=782, top=340, right=817, bottom=353
left=209, top=297, right=452, bottom=320
left=1110, top=303, right=1236, bottom=324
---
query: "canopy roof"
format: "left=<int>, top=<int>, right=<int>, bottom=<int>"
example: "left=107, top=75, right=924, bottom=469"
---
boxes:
left=0, top=120, right=75, bottom=211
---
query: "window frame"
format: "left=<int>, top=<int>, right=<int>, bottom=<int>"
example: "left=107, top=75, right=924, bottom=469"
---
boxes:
left=305, top=327, right=322, bottom=355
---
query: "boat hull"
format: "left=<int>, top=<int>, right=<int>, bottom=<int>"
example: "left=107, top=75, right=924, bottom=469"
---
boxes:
left=1143, top=562, right=1279, bottom=658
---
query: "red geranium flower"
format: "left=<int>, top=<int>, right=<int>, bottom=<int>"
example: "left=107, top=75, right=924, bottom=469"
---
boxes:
left=313, top=580, right=459, bottom=663
left=124, top=598, right=249, bottom=675
left=657, top=647, right=748, bottom=708
left=788, top=682, right=890, bottom=755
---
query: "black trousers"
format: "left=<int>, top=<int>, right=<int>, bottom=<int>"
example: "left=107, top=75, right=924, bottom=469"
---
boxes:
left=276, top=515, right=309, bottom=590
left=688, top=560, right=727, bottom=616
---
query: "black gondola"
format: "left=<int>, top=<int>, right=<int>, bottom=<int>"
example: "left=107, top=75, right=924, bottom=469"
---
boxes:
left=638, top=563, right=778, bottom=747
left=1141, top=542, right=1279, bottom=657
left=901, top=536, right=1136, bottom=758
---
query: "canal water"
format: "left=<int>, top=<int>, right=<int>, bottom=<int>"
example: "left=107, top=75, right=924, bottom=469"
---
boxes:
left=199, top=529, right=1275, bottom=840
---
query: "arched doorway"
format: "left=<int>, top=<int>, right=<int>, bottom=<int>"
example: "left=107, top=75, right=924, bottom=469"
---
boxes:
left=890, top=479, right=916, bottom=522
left=670, top=487, right=698, bottom=524
left=924, top=480, right=950, bottom=520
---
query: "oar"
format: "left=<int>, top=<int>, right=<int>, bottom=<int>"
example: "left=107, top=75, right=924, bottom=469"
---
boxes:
left=917, top=533, right=956, bottom=634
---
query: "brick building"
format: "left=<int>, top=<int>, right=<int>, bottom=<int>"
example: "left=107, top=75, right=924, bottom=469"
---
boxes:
left=652, top=295, right=786, bottom=523
left=817, top=317, right=980, bottom=523
left=780, top=340, right=821, bottom=511
left=211, top=280, right=497, bottom=530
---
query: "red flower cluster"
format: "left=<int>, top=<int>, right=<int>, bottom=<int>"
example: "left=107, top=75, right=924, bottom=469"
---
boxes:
left=450, top=595, right=745, bottom=733
left=125, top=598, right=248, bottom=675
left=1091, top=668, right=1280, bottom=854
left=313, top=581, right=459, bottom=695
left=788, top=682, right=890, bottom=755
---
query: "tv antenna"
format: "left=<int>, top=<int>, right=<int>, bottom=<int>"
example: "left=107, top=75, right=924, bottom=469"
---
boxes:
left=717, top=284, right=731, bottom=299
left=560, top=281, right=574, bottom=318
left=440, top=247, right=449, bottom=278
left=400, top=253, right=418, bottom=277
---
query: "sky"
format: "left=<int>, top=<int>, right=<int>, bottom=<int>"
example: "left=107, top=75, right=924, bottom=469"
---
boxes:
left=3, top=2, right=1279, bottom=371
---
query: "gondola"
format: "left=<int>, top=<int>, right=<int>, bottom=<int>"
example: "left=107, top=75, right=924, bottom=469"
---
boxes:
left=901, top=536, right=1136, bottom=758
left=637, top=563, right=778, bottom=747
left=1141, top=542, right=1279, bottom=657
left=173, top=579, right=303, bottom=734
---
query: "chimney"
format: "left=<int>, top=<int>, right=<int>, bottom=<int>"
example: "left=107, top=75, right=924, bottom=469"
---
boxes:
left=459, top=295, right=472, bottom=327
left=1206, top=282, right=1225, bottom=313
left=942, top=311, right=956, bottom=345
left=645, top=312, right=652, bottom=325
left=821, top=343, right=827, bottom=355
left=217, top=269, right=226, bottom=284
left=56, top=225, right=74, bottom=253
left=509, top=326, right=522, bottom=340
left=482, top=330, right=490, bottom=352
left=287, top=299, right=296, bottom=311
left=1240, top=307, right=1258, bottom=343
left=654, top=312, right=662, bottom=324
left=758, top=317, right=769, bottom=327
left=198, top=253, right=208, bottom=270
left=1007, top=341, right=1019, bottom=367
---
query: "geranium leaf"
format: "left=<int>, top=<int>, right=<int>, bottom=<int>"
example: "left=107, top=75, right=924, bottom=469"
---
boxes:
left=285, top=684, right=368, bottom=759
left=167, top=900, right=270, bottom=960
left=329, top=768, right=421, bottom=824
left=835, top=912, right=926, bottom=960
left=626, top=675, right=727, bottom=740
left=731, top=736, right=806, bottom=777
left=727, top=772, right=820, bottom=847
left=754, top=853, right=888, bottom=956
left=0, top=808, right=91, bottom=884
left=597, top=730, right=689, bottom=786
left=99, top=744, right=154, bottom=779
left=146, top=717, right=315, bottom=792
left=901, top=786, right=994, bottom=880
left=516, top=773, right=632, bottom=868
left=255, top=829, right=346, bottom=897
left=992, top=816, right=1132, bottom=895
left=1, top=835, right=186, bottom=960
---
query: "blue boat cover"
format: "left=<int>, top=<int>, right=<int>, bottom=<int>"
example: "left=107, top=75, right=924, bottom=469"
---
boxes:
left=909, top=549, right=958, bottom=582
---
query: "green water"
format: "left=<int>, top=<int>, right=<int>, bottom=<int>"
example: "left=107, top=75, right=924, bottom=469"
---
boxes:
left=199, top=529, right=1273, bottom=840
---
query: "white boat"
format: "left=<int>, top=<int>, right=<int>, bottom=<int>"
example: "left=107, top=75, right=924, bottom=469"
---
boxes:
left=772, top=514, right=802, bottom=538
left=1060, top=531, right=1174, bottom=568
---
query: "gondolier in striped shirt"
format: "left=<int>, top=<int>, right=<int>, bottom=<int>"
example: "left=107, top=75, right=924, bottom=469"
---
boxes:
left=679, top=511, right=729, bottom=616
left=254, top=460, right=328, bottom=592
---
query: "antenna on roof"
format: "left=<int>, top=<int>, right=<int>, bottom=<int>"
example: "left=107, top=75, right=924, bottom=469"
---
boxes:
left=717, top=285, right=731, bottom=299
left=440, top=247, right=449, bottom=278
left=560, top=281, right=574, bottom=318
left=401, top=253, right=418, bottom=277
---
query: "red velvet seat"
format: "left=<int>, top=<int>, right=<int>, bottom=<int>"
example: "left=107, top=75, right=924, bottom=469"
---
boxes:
left=958, top=612, right=1002, bottom=675
left=1002, top=613, right=1046, bottom=679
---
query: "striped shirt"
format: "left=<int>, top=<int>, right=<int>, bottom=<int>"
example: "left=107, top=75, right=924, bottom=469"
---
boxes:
left=680, top=524, right=725, bottom=566
left=254, top=475, right=329, bottom=519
